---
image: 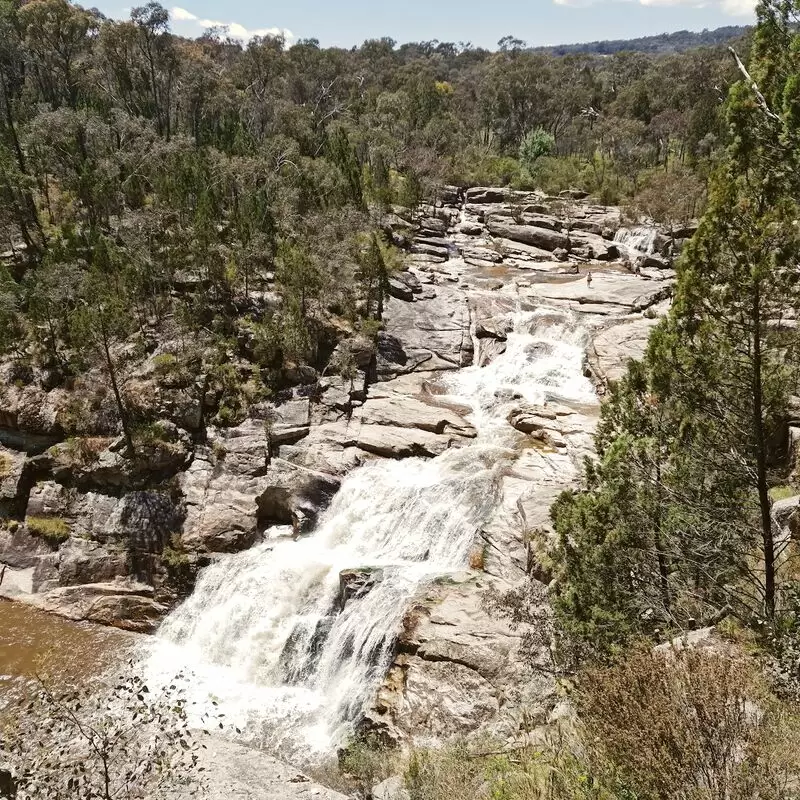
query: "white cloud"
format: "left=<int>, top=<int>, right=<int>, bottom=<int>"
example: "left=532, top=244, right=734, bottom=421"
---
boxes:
left=169, top=6, right=294, bottom=41
left=553, top=0, right=755, bottom=15
left=171, top=7, right=198, bottom=21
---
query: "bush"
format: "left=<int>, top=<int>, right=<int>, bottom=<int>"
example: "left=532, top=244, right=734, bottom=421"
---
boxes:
left=160, top=545, right=189, bottom=570
left=338, top=735, right=399, bottom=799
left=151, top=352, right=192, bottom=387
left=1, top=667, right=216, bottom=800
left=151, top=352, right=178, bottom=374
left=532, top=156, right=586, bottom=196
left=405, top=735, right=591, bottom=800
left=449, top=150, right=521, bottom=187
left=60, top=436, right=109, bottom=466
left=26, top=516, right=70, bottom=545
left=519, top=128, right=555, bottom=181
left=770, top=485, right=798, bottom=502
left=577, top=645, right=800, bottom=799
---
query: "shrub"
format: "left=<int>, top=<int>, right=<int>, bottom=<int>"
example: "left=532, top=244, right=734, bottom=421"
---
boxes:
left=2, top=668, right=216, bottom=800
left=405, top=734, right=591, bottom=800
left=26, top=516, right=70, bottom=545
left=519, top=128, right=555, bottom=179
left=152, top=352, right=178, bottom=374
left=338, top=735, right=398, bottom=799
left=160, top=536, right=197, bottom=598
left=534, top=156, right=587, bottom=196
left=151, top=352, right=194, bottom=388
left=211, top=440, right=228, bottom=461
left=160, top=545, right=189, bottom=570
left=577, top=645, right=800, bottom=799
left=60, top=436, right=109, bottom=466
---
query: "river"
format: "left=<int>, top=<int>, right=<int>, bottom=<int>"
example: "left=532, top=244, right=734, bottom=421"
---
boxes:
left=144, top=307, right=598, bottom=760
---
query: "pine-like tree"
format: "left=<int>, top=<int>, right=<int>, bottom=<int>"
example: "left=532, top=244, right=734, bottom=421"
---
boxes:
left=553, top=0, right=800, bottom=654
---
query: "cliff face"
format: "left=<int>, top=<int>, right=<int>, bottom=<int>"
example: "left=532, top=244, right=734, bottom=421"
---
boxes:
left=0, top=187, right=677, bottom=742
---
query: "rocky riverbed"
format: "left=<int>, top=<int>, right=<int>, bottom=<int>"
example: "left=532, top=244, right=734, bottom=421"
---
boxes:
left=0, top=186, right=678, bottom=757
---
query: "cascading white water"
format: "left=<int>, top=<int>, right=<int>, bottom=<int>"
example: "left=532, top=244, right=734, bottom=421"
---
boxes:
left=146, top=307, right=597, bottom=759
left=614, top=225, right=659, bottom=255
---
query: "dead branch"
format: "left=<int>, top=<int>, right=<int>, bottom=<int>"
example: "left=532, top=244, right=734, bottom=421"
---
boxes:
left=728, top=47, right=781, bottom=123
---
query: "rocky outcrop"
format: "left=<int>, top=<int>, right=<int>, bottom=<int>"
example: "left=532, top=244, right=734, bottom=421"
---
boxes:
left=1, top=188, right=674, bottom=750
left=354, top=189, right=671, bottom=744
left=591, top=315, right=662, bottom=384
left=372, top=776, right=410, bottom=800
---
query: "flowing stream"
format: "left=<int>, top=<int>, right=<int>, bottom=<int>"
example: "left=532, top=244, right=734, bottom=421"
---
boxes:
left=146, top=308, right=597, bottom=758
left=614, top=225, right=659, bottom=255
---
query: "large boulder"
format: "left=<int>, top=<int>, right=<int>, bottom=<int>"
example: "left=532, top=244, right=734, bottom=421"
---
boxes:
left=0, top=524, right=54, bottom=569
left=278, top=422, right=363, bottom=476
left=255, top=458, right=341, bottom=533
left=0, top=366, right=67, bottom=443
left=380, top=289, right=472, bottom=377
left=465, top=187, right=507, bottom=204
left=28, top=581, right=167, bottom=633
left=355, top=425, right=455, bottom=459
left=355, top=394, right=475, bottom=438
left=568, top=231, right=620, bottom=261
left=0, top=446, right=30, bottom=518
left=592, top=317, right=660, bottom=384
left=372, top=777, right=410, bottom=800
left=124, top=373, right=202, bottom=432
left=486, top=218, right=570, bottom=252
left=58, top=539, right=127, bottom=586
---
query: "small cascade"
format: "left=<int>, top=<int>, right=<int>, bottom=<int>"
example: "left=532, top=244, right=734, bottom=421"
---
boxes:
left=614, top=225, right=659, bottom=255
left=146, top=305, right=598, bottom=760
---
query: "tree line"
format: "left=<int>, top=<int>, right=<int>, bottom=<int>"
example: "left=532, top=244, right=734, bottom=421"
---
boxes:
left=0, top=0, right=745, bottom=445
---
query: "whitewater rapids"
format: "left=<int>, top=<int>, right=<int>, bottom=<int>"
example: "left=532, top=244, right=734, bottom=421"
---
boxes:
left=145, top=308, right=598, bottom=758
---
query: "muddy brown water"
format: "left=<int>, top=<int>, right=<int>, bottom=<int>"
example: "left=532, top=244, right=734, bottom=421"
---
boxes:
left=0, top=600, right=133, bottom=694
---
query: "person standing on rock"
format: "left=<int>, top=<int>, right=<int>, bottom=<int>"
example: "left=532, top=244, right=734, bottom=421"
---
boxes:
left=586, top=270, right=593, bottom=287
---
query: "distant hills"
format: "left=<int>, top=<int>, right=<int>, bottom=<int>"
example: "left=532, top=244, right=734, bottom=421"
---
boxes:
left=533, top=25, right=750, bottom=56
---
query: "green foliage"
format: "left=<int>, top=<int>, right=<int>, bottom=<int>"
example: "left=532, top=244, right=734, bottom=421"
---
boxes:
left=59, top=436, right=109, bottom=466
left=552, top=0, right=800, bottom=662
left=160, top=546, right=189, bottom=570
left=519, top=128, right=555, bottom=179
left=26, top=516, right=70, bottom=545
left=405, top=734, right=596, bottom=800
left=0, top=2, right=738, bottom=443
left=770, top=485, right=798, bottom=502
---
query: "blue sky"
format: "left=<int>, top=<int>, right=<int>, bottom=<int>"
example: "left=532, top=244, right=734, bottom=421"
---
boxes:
left=96, top=0, right=756, bottom=48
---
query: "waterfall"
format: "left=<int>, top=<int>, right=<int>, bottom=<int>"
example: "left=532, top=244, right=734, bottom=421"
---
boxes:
left=145, top=308, right=597, bottom=758
left=614, top=225, right=659, bottom=255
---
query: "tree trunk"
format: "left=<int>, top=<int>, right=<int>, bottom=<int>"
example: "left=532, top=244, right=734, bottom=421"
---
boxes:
left=751, top=286, right=775, bottom=618
left=99, top=314, right=135, bottom=458
left=654, top=457, right=671, bottom=614
left=0, top=69, right=44, bottom=251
